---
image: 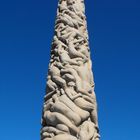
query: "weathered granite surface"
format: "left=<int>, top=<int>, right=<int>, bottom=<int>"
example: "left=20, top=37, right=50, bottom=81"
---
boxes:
left=41, top=0, right=100, bottom=139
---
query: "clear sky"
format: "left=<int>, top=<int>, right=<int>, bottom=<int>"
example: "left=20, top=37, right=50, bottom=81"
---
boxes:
left=0, top=0, right=140, bottom=140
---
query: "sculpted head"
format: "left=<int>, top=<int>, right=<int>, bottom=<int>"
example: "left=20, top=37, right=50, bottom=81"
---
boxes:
left=58, top=49, right=63, bottom=55
left=67, top=0, right=75, bottom=5
left=53, top=35, right=57, bottom=41
left=50, top=102, right=55, bottom=112
left=68, top=81, right=76, bottom=88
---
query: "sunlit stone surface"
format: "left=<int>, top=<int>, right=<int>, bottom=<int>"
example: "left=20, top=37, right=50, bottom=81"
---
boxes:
left=41, top=0, right=100, bottom=139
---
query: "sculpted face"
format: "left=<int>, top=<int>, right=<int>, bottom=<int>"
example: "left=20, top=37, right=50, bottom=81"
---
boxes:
left=67, top=0, right=75, bottom=5
left=68, top=81, right=76, bottom=87
left=50, top=103, right=55, bottom=112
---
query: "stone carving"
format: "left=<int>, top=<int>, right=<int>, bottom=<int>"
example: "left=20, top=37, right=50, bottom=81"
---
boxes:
left=41, top=0, right=100, bottom=139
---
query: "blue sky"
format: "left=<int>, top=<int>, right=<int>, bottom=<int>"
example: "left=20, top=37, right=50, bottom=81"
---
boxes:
left=0, top=0, right=140, bottom=140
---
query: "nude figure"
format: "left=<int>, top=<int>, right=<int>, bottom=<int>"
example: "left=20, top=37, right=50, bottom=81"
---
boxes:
left=47, top=98, right=81, bottom=125
left=67, top=0, right=85, bottom=19
left=46, top=75, right=57, bottom=92
left=79, top=121, right=98, bottom=140
left=58, top=1, right=84, bottom=23
left=64, top=10, right=83, bottom=23
left=74, top=42, right=89, bottom=58
left=72, top=38, right=86, bottom=45
left=90, top=107, right=99, bottom=130
left=55, top=23, right=65, bottom=33
left=68, top=41, right=88, bottom=62
left=62, top=10, right=84, bottom=27
left=54, top=90, right=90, bottom=122
left=53, top=36, right=67, bottom=50
left=58, top=0, right=67, bottom=13
left=61, top=65, right=97, bottom=107
left=61, top=67, right=90, bottom=96
left=41, top=0, right=100, bottom=139
left=42, top=132, right=54, bottom=139
left=53, top=61, right=64, bottom=69
left=56, top=13, right=77, bottom=28
left=41, top=126, right=65, bottom=138
left=58, top=25, right=87, bottom=42
left=62, top=73, right=75, bottom=83
left=43, top=98, right=53, bottom=111
left=56, top=124, right=70, bottom=133
left=65, top=82, right=94, bottom=111
left=71, top=62, right=95, bottom=92
left=49, top=65, right=66, bottom=88
left=58, top=49, right=82, bottom=66
left=44, top=88, right=59, bottom=101
left=44, top=110, right=79, bottom=135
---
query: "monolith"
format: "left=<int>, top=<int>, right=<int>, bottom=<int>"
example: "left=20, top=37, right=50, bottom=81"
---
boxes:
left=41, top=0, right=100, bottom=139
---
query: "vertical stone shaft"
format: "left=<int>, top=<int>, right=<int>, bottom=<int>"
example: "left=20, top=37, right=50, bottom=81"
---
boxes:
left=41, top=0, right=100, bottom=140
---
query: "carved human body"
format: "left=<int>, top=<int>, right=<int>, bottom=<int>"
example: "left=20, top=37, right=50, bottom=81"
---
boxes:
left=41, top=0, right=100, bottom=140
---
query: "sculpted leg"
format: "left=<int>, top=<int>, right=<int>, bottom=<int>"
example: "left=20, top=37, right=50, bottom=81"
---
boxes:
left=47, top=79, right=57, bottom=92
left=58, top=94, right=90, bottom=121
left=41, top=126, right=65, bottom=136
left=91, top=108, right=98, bottom=127
left=74, top=97, right=94, bottom=111
left=61, top=68, right=90, bottom=96
left=44, top=111, right=79, bottom=135
left=68, top=41, right=88, bottom=58
left=50, top=101, right=81, bottom=125
left=56, top=124, right=70, bottom=133
left=52, top=76, right=66, bottom=88
left=79, top=121, right=97, bottom=140
left=82, top=94, right=95, bottom=104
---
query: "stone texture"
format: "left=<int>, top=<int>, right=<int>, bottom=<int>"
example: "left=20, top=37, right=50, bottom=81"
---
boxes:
left=41, top=0, right=100, bottom=139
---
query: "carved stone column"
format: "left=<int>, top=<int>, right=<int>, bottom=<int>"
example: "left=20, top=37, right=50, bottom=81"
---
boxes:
left=41, top=0, right=100, bottom=140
